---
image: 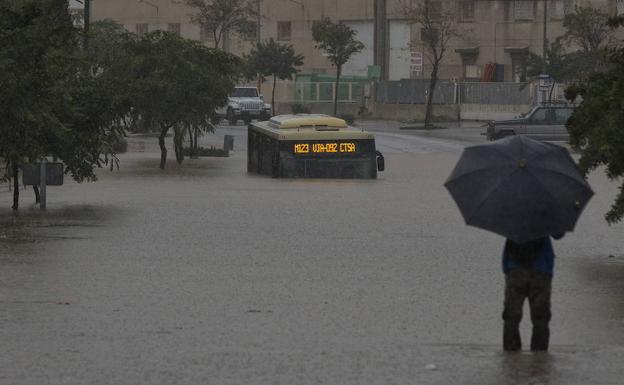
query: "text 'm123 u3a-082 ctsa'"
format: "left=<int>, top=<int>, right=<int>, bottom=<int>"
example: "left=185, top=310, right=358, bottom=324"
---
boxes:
left=294, top=142, right=357, bottom=154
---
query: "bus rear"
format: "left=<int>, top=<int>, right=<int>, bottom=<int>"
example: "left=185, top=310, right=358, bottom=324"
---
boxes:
left=248, top=115, right=384, bottom=179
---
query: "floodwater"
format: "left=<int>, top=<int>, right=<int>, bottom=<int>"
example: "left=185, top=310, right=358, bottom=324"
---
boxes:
left=1, top=125, right=623, bottom=385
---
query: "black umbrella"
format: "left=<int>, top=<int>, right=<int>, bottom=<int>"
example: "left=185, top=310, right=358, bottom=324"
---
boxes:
left=444, top=136, right=593, bottom=243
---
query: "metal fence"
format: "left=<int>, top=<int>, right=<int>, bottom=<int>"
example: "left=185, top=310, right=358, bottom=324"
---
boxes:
left=374, top=80, right=551, bottom=106
left=271, top=80, right=566, bottom=106
left=272, top=81, right=365, bottom=104
left=376, top=79, right=456, bottom=104
left=459, top=82, right=532, bottom=105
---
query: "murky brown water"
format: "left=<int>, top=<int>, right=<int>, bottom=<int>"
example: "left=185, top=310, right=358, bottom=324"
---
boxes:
left=1, top=127, right=623, bottom=384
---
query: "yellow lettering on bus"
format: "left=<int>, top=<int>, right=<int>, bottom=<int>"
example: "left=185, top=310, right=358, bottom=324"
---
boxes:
left=340, top=143, right=356, bottom=153
left=294, top=143, right=309, bottom=153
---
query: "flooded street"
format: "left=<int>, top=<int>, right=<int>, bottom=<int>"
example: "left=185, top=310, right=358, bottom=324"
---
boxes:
left=1, top=125, right=623, bottom=385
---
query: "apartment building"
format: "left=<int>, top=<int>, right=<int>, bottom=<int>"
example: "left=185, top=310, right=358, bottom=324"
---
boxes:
left=90, top=0, right=622, bottom=82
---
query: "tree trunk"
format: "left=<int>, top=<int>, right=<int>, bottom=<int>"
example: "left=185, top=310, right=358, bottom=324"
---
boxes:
left=193, top=127, right=199, bottom=156
left=159, top=125, right=169, bottom=169
left=174, top=127, right=184, bottom=164
left=187, top=125, right=195, bottom=159
left=33, top=186, right=40, bottom=204
left=272, top=75, right=277, bottom=117
left=12, top=163, right=19, bottom=210
left=548, top=81, right=556, bottom=103
left=334, top=65, right=341, bottom=117
left=425, top=62, right=439, bottom=129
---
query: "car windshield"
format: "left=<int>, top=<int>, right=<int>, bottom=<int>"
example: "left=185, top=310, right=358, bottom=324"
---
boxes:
left=231, top=88, right=258, bottom=97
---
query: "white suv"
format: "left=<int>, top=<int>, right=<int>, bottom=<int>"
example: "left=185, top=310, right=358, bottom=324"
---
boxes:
left=214, top=86, right=272, bottom=125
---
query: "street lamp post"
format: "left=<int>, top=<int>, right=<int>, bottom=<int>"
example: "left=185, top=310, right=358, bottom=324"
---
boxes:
left=256, top=0, right=261, bottom=46
left=543, top=0, right=548, bottom=69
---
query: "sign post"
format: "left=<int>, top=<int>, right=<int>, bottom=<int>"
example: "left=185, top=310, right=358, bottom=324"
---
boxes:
left=39, top=158, right=47, bottom=210
left=21, top=161, right=63, bottom=209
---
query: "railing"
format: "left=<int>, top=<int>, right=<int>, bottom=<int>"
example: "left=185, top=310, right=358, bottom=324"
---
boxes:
left=269, top=80, right=569, bottom=106
left=270, top=81, right=366, bottom=104
left=375, top=80, right=569, bottom=106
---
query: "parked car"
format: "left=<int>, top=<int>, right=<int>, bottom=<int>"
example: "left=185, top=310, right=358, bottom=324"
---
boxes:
left=484, top=105, right=574, bottom=141
left=214, top=86, right=272, bottom=125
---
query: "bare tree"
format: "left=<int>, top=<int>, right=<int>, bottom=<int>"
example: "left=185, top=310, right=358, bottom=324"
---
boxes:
left=180, top=0, right=257, bottom=49
left=401, top=0, right=461, bottom=128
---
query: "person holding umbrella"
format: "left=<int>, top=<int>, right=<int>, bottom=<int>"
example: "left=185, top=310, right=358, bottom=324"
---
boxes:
left=445, top=136, right=593, bottom=352
left=502, top=234, right=563, bottom=351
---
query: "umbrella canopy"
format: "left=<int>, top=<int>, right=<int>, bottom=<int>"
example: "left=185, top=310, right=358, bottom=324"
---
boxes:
left=444, top=136, right=593, bottom=243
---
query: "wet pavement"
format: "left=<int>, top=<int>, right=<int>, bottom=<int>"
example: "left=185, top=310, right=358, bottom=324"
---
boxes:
left=1, top=122, right=623, bottom=385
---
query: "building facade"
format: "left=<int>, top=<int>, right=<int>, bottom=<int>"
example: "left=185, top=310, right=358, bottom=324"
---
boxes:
left=90, top=0, right=621, bottom=82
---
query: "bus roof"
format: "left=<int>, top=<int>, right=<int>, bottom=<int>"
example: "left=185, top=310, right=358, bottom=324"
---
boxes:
left=268, top=114, right=348, bottom=129
left=252, top=114, right=373, bottom=140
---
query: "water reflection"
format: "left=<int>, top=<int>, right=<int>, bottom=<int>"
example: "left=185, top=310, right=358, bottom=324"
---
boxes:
left=499, top=351, right=555, bottom=385
left=0, top=204, right=116, bottom=258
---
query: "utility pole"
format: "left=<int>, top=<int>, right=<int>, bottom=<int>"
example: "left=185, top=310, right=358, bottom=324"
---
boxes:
left=84, top=0, right=90, bottom=48
left=256, top=0, right=261, bottom=46
left=543, top=0, right=548, bottom=69
left=374, top=0, right=387, bottom=80
left=256, top=0, right=262, bottom=92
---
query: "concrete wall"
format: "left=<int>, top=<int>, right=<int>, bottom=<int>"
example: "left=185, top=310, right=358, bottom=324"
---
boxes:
left=274, top=102, right=361, bottom=117
left=276, top=100, right=527, bottom=123
left=460, top=104, right=531, bottom=121
left=368, top=103, right=459, bottom=122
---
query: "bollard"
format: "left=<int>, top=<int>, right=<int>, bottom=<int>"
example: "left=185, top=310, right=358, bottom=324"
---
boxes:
left=224, top=135, right=234, bottom=151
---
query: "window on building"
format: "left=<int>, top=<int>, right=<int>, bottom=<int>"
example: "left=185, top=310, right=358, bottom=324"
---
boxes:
left=504, top=1, right=512, bottom=21
left=458, top=1, right=475, bottom=22
left=513, top=1, right=536, bottom=21
left=427, top=1, right=442, bottom=20
left=618, top=0, right=624, bottom=16
left=277, top=21, right=291, bottom=41
left=563, top=0, right=575, bottom=14
left=464, top=64, right=482, bottom=79
left=511, top=56, right=527, bottom=82
left=136, top=23, right=148, bottom=36
left=200, top=23, right=214, bottom=41
left=420, top=27, right=439, bottom=43
left=168, top=23, right=181, bottom=35
left=549, top=0, right=565, bottom=19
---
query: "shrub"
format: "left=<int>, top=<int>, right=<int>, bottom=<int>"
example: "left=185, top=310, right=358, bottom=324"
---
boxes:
left=112, top=137, right=128, bottom=153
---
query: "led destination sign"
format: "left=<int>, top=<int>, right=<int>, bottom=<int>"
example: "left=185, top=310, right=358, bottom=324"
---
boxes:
left=294, top=142, right=357, bottom=155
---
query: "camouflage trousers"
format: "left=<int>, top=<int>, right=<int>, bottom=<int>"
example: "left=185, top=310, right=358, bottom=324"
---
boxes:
left=502, top=268, right=552, bottom=351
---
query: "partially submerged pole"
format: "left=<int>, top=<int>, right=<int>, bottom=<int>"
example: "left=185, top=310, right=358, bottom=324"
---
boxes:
left=39, top=158, right=47, bottom=210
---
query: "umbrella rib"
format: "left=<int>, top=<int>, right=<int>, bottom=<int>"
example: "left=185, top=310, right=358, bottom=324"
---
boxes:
left=528, top=165, right=593, bottom=192
left=526, top=170, right=559, bottom=211
left=444, top=165, right=515, bottom=186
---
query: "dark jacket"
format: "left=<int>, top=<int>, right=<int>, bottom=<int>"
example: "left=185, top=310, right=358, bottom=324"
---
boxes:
left=502, top=237, right=556, bottom=276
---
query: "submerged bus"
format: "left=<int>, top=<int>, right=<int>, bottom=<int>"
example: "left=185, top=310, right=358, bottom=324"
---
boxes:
left=248, top=114, right=384, bottom=179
